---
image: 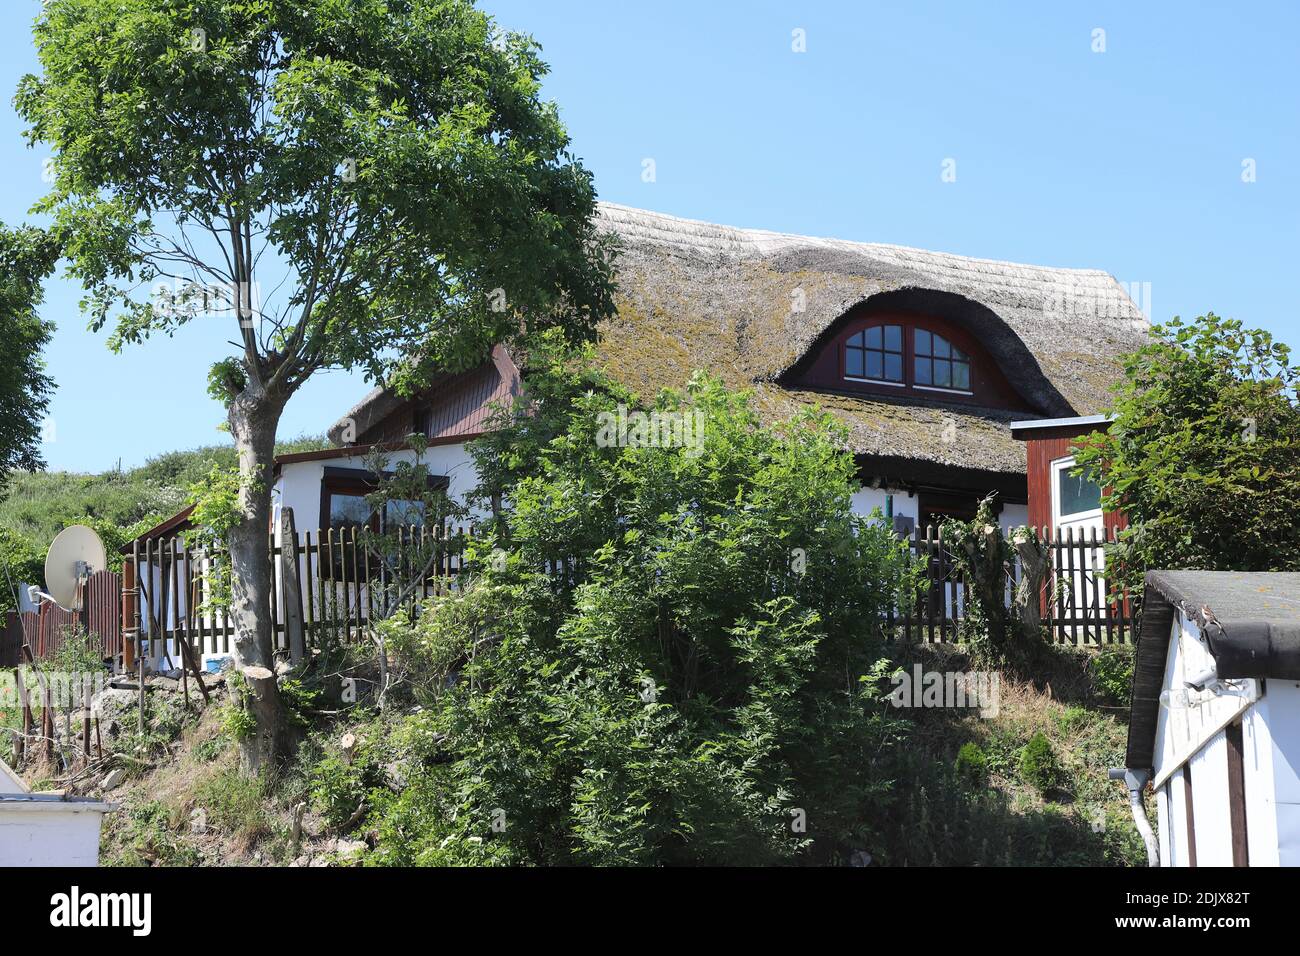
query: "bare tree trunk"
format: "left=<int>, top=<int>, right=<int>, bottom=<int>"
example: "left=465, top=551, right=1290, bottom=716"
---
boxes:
left=227, top=387, right=293, bottom=775
left=1011, top=528, right=1051, bottom=644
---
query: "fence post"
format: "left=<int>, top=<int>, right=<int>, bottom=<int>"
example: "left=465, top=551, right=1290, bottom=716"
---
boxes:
left=121, top=556, right=137, bottom=672
left=280, top=508, right=306, bottom=665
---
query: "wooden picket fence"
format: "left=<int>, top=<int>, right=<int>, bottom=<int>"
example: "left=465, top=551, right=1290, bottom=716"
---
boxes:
left=127, top=523, right=473, bottom=661
left=896, top=523, right=1136, bottom=645
left=7, top=518, right=1135, bottom=667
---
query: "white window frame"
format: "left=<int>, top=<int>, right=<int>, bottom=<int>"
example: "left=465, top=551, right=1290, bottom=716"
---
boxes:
left=1051, top=455, right=1103, bottom=524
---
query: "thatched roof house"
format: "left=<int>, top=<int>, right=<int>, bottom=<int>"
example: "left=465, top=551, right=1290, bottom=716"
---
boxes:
left=332, top=203, right=1149, bottom=528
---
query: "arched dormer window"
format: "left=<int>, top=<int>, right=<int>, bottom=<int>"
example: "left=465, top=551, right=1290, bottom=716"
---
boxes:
left=801, top=312, right=1037, bottom=407
left=783, top=303, right=1037, bottom=413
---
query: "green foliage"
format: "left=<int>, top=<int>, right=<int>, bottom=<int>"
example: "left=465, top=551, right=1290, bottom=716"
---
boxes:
left=940, top=495, right=1020, bottom=665
left=220, top=692, right=258, bottom=742
left=1019, top=732, right=1061, bottom=795
left=277, top=677, right=320, bottom=730
left=0, top=526, right=43, bottom=614
left=356, top=436, right=469, bottom=621
left=364, top=347, right=920, bottom=865
left=307, top=723, right=394, bottom=831
left=102, top=801, right=201, bottom=867
left=1089, top=646, right=1134, bottom=706
left=1075, top=313, right=1300, bottom=593
left=18, top=0, right=615, bottom=396
left=192, top=735, right=227, bottom=764
left=0, top=224, right=60, bottom=482
left=954, top=742, right=988, bottom=787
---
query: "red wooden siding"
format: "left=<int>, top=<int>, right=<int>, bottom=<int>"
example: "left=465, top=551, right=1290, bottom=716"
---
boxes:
left=1024, top=426, right=1127, bottom=535
left=360, top=345, right=521, bottom=445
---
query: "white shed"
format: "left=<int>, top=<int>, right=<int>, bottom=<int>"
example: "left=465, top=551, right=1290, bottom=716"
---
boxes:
left=1124, top=570, right=1300, bottom=867
left=0, top=758, right=115, bottom=866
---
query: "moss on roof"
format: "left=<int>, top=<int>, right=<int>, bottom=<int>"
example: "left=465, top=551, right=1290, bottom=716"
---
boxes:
left=591, top=203, right=1149, bottom=476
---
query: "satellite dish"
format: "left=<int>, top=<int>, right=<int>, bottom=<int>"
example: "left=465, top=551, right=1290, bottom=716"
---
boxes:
left=44, top=525, right=108, bottom=611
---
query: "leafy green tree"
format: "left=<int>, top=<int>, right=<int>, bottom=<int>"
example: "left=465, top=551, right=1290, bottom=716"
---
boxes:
left=368, top=348, right=919, bottom=865
left=0, top=224, right=59, bottom=483
left=1075, top=313, right=1300, bottom=592
left=17, top=0, right=614, bottom=771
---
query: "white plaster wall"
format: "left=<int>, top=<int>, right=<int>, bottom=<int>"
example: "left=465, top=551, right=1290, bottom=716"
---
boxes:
left=272, top=443, right=485, bottom=533
left=849, top=486, right=917, bottom=528
left=999, top=503, right=1029, bottom=531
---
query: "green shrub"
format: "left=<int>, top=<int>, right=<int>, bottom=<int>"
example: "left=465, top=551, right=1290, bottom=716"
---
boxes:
left=1019, top=732, right=1061, bottom=794
left=1091, top=647, right=1135, bottom=706
left=954, top=742, right=988, bottom=787
left=361, top=345, right=921, bottom=866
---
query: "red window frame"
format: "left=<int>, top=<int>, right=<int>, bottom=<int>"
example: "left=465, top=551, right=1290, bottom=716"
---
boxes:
left=838, top=322, right=976, bottom=396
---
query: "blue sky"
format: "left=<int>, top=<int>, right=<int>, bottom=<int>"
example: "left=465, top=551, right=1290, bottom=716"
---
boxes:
left=3, top=0, right=1297, bottom=473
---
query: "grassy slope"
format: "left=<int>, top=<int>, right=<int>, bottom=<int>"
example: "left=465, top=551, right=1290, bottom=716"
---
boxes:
left=875, top=644, right=1145, bottom=866
left=71, top=644, right=1143, bottom=868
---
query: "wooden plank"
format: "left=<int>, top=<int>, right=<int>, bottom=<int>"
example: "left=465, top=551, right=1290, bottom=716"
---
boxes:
left=1184, top=763, right=1198, bottom=868
left=268, top=531, right=279, bottom=652
left=303, top=529, right=316, bottom=649
left=280, top=509, right=306, bottom=664
left=1226, top=720, right=1249, bottom=866
left=349, top=525, right=361, bottom=636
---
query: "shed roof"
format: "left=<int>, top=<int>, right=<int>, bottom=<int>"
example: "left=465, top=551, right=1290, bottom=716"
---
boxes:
left=1126, top=570, right=1300, bottom=771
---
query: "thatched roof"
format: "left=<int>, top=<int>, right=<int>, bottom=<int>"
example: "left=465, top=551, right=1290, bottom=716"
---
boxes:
left=591, top=203, right=1149, bottom=477
left=332, top=203, right=1149, bottom=478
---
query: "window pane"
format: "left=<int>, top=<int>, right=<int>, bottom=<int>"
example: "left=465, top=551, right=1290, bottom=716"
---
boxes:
left=865, top=326, right=882, bottom=348
left=952, top=344, right=969, bottom=362
left=847, top=330, right=865, bottom=349
left=933, top=334, right=951, bottom=358
left=934, top=360, right=952, bottom=388
left=915, top=329, right=932, bottom=356
left=846, top=348, right=864, bottom=377
left=330, top=493, right=372, bottom=530
left=915, top=358, right=932, bottom=385
left=884, top=352, right=903, bottom=381
left=865, top=351, right=883, bottom=379
left=1058, top=466, right=1102, bottom=517
left=385, top=499, right=426, bottom=528
left=883, top=325, right=902, bottom=352
left=952, top=361, right=970, bottom=390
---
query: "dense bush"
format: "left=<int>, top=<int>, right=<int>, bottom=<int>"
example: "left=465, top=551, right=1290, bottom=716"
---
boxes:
left=955, top=742, right=989, bottom=787
left=1075, top=313, right=1300, bottom=593
left=367, top=346, right=919, bottom=865
left=1090, top=646, right=1134, bottom=706
left=1020, top=732, right=1061, bottom=795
